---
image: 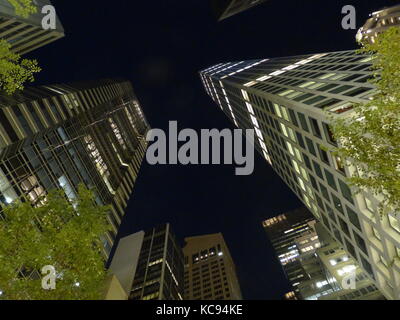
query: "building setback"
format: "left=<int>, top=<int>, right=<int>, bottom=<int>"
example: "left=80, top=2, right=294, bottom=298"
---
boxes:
left=183, top=233, right=242, bottom=300
left=314, top=222, right=384, bottom=300
left=128, top=224, right=185, bottom=300
left=0, top=78, right=149, bottom=256
left=200, top=51, right=400, bottom=299
left=264, top=209, right=384, bottom=300
left=210, top=0, right=267, bottom=21
left=0, top=0, right=64, bottom=54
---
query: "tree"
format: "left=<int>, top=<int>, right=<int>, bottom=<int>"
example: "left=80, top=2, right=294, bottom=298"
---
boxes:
left=0, top=185, right=112, bottom=300
left=7, top=0, right=38, bottom=18
left=0, top=40, right=41, bottom=95
left=330, top=27, right=400, bottom=216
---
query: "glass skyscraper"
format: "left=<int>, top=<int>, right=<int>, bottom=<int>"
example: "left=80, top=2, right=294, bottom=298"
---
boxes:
left=129, top=224, right=185, bottom=300
left=0, top=79, right=150, bottom=256
left=263, top=207, right=316, bottom=299
left=200, top=51, right=400, bottom=299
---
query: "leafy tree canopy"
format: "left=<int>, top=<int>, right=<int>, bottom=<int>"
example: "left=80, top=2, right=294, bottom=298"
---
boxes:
left=0, top=40, right=41, bottom=95
left=0, top=185, right=112, bottom=300
left=7, top=0, right=38, bottom=18
left=330, top=27, right=400, bottom=216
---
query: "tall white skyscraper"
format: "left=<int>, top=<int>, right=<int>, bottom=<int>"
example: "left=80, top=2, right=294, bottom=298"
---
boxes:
left=200, top=51, right=400, bottom=299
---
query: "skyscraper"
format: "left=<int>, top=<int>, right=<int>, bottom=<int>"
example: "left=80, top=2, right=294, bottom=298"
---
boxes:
left=262, top=207, right=317, bottom=298
left=210, top=0, right=267, bottom=21
left=200, top=51, right=400, bottom=299
left=356, top=4, right=400, bottom=43
left=183, top=233, right=242, bottom=300
left=128, top=224, right=185, bottom=300
left=108, top=231, right=145, bottom=298
left=0, top=0, right=64, bottom=54
left=0, top=78, right=149, bottom=256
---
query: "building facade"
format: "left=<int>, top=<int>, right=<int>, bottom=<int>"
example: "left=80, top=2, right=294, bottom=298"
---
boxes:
left=315, top=222, right=384, bottom=300
left=200, top=51, right=400, bottom=299
left=262, top=207, right=317, bottom=298
left=357, top=4, right=400, bottom=43
left=183, top=233, right=242, bottom=300
left=210, top=0, right=267, bottom=21
left=0, top=78, right=149, bottom=256
left=264, top=209, right=383, bottom=300
left=129, top=224, right=185, bottom=300
left=0, top=0, right=64, bottom=54
left=108, top=231, right=145, bottom=297
left=294, top=221, right=335, bottom=300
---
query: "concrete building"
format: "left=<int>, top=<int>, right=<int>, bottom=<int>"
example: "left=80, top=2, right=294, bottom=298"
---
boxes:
left=357, top=4, right=400, bottom=43
left=103, top=274, right=128, bottom=300
left=210, top=0, right=267, bottom=21
left=108, top=232, right=145, bottom=297
left=200, top=51, right=400, bottom=299
left=0, top=78, right=149, bottom=256
left=0, top=0, right=64, bottom=54
left=126, top=224, right=185, bottom=300
left=183, top=233, right=242, bottom=300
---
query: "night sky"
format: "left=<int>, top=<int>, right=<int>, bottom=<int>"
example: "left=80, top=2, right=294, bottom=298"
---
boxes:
left=29, top=0, right=394, bottom=300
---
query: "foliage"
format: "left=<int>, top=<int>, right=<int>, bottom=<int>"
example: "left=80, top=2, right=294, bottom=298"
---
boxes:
left=0, top=185, right=112, bottom=300
left=0, top=40, right=41, bottom=95
left=330, top=27, right=400, bottom=215
left=7, top=0, right=38, bottom=18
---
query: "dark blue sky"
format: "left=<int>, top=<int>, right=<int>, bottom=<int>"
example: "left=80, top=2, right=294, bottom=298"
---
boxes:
left=29, top=0, right=394, bottom=300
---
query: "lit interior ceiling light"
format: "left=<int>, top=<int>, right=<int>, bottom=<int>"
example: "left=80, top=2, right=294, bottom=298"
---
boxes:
left=243, top=54, right=326, bottom=88
left=220, top=59, right=269, bottom=80
left=337, top=265, right=356, bottom=276
left=244, top=80, right=257, bottom=87
left=241, top=89, right=272, bottom=165
left=256, top=75, right=272, bottom=81
left=220, top=81, right=238, bottom=126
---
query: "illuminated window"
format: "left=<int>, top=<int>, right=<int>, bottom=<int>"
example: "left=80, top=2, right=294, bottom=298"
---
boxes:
left=333, top=155, right=346, bottom=174
left=84, top=135, right=115, bottom=194
left=125, top=106, right=137, bottom=131
left=388, top=214, right=400, bottom=234
left=292, top=160, right=300, bottom=174
left=273, top=104, right=282, bottom=118
left=281, top=107, right=290, bottom=122
left=286, top=141, right=295, bottom=156
left=337, top=265, right=356, bottom=276
left=287, top=127, right=296, bottom=142
left=280, top=123, right=288, bottom=137
left=372, top=226, right=381, bottom=240
left=364, top=197, right=374, bottom=213
left=109, top=118, right=127, bottom=150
